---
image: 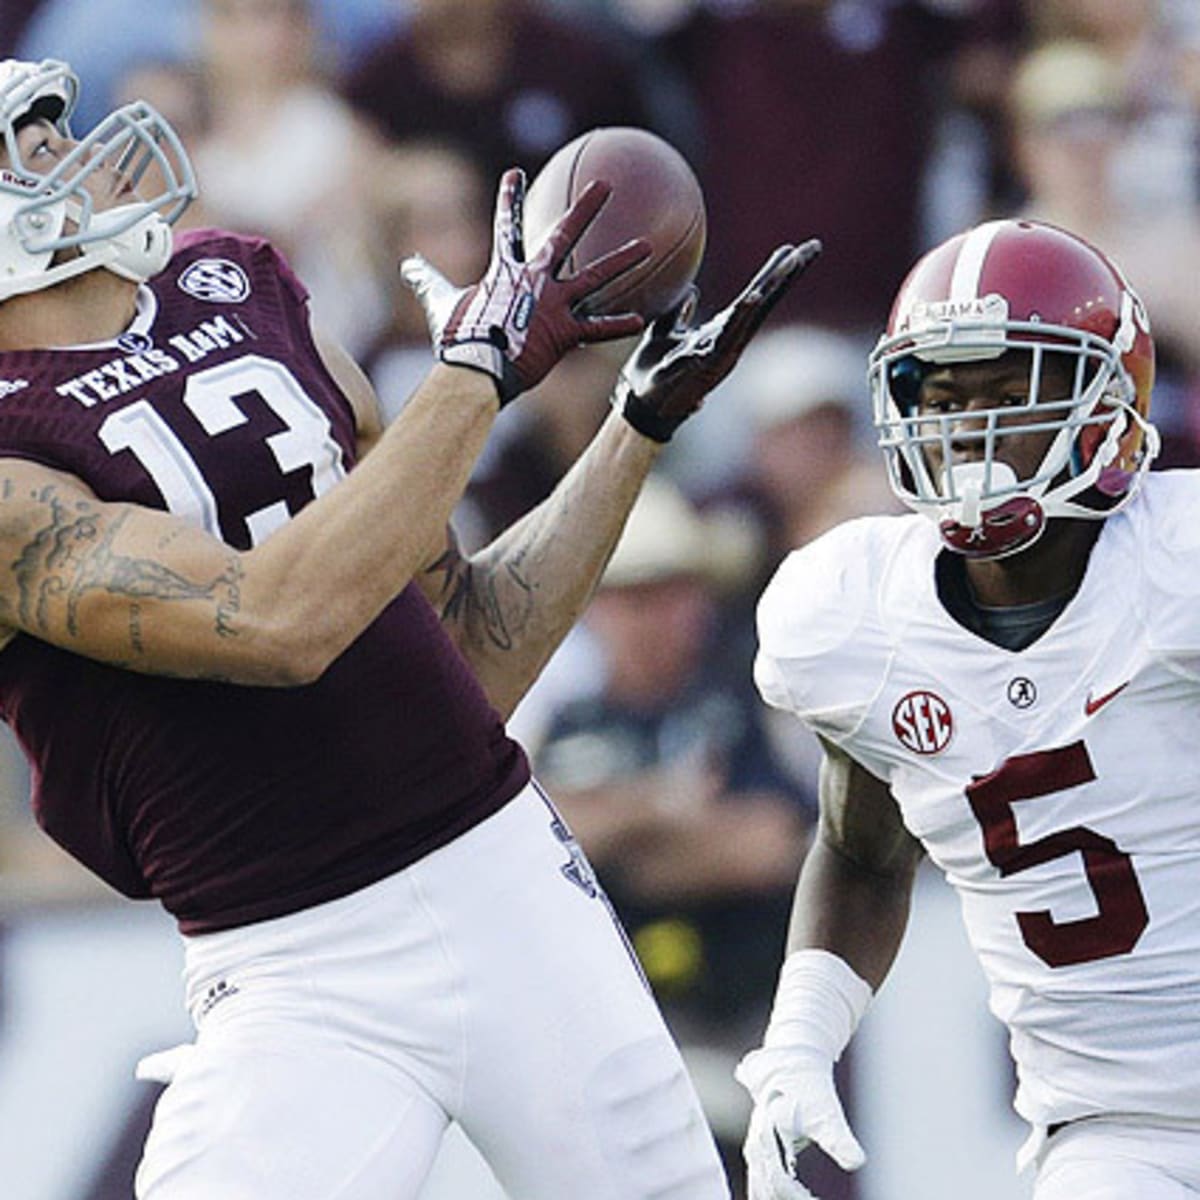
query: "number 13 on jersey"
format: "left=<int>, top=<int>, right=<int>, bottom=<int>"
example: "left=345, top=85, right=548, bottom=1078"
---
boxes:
left=98, top=355, right=346, bottom=547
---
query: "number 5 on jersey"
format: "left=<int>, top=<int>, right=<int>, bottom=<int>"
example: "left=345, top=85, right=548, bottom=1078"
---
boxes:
left=967, top=741, right=1149, bottom=968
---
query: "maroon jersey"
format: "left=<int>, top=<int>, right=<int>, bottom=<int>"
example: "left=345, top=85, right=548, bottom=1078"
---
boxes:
left=0, top=229, right=529, bottom=932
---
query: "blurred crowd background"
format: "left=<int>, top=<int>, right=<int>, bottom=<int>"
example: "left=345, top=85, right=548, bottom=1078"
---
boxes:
left=1, top=1, right=1199, bottom=1198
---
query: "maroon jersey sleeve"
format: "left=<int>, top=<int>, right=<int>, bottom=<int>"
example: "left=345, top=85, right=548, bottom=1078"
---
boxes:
left=174, top=226, right=311, bottom=307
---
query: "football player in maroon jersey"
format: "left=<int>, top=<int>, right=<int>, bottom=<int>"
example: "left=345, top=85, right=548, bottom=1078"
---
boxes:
left=0, top=57, right=818, bottom=1200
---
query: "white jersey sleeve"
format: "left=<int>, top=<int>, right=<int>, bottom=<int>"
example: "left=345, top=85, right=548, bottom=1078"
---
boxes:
left=755, top=516, right=914, bottom=755
left=1132, top=470, right=1200, bottom=676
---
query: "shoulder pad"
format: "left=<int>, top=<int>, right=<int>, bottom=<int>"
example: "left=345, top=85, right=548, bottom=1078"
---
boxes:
left=1135, top=471, right=1200, bottom=595
left=754, top=516, right=909, bottom=731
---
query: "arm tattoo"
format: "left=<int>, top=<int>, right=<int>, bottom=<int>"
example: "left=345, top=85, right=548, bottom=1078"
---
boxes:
left=12, top=487, right=244, bottom=650
left=425, top=542, right=533, bottom=653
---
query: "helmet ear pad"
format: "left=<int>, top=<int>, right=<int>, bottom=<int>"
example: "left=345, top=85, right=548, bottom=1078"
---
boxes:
left=1076, top=403, right=1149, bottom=497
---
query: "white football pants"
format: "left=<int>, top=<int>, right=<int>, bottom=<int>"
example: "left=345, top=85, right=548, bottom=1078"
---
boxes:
left=134, top=783, right=730, bottom=1200
left=1034, top=1117, right=1200, bottom=1199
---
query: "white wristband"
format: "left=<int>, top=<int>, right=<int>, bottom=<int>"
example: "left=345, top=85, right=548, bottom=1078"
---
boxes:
left=762, top=949, right=873, bottom=1061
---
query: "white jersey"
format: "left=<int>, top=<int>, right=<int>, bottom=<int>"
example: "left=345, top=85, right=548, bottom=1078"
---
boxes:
left=755, top=470, right=1200, bottom=1130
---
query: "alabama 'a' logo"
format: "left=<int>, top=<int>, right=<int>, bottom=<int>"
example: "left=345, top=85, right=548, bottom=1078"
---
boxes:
left=892, top=690, right=954, bottom=755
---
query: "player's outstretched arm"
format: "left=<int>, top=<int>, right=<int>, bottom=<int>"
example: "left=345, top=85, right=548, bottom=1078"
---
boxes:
left=735, top=739, right=922, bottom=1200
left=421, top=409, right=658, bottom=718
left=0, top=174, right=654, bottom=685
left=420, top=243, right=822, bottom=719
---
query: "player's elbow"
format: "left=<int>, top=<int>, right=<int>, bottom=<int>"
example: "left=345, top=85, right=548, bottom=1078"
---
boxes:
left=230, top=575, right=364, bottom=686
left=264, top=650, right=330, bottom=687
left=236, top=617, right=346, bottom=687
left=262, top=632, right=342, bottom=686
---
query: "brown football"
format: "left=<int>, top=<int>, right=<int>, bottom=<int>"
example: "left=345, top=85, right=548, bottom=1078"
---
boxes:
left=523, top=126, right=707, bottom=320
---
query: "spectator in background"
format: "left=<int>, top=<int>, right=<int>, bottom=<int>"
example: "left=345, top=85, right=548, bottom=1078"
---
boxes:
left=535, top=475, right=825, bottom=1200
left=701, top=323, right=898, bottom=577
left=16, top=0, right=399, bottom=132
left=1005, top=37, right=1200, bottom=464
left=110, top=59, right=216, bottom=231
left=358, top=139, right=491, bottom=422
left=186, top=0, right=389, bottom=356
left=343, top=0, right=654, bottom=187
left=652, top=0, right=1002, bottom=332
left=1024, top=0, right=1200, bottom=217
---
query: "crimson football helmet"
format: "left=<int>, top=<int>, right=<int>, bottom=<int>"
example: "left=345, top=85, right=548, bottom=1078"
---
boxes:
left=869, top=219, right=1158, bottom=558
left=0, top=58, right=196, bottom=301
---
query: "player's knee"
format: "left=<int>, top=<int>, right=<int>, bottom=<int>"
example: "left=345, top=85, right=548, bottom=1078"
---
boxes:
left=584, top=1036, right=732, bottom=1200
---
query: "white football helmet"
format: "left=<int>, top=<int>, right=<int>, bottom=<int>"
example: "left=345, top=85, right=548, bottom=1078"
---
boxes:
left=0, top=58, right=196, bottom=301
left=869, top=220, right=1159, bottom=559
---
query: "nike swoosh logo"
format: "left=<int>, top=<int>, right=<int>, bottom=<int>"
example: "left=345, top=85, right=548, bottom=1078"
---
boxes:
left=1084, top=681, right=1130, bottom=716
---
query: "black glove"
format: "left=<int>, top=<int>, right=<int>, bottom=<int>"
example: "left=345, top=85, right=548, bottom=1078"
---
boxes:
left=401, top=168, right=650, bottom=406
left=615, top=240, right=822, bottom=443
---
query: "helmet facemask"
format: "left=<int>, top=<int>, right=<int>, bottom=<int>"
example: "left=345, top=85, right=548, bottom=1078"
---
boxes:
left=0, top=58, right=196, bottom=301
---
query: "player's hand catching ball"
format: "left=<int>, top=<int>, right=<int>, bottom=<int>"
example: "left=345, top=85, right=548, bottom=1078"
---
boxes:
left=401, top=168, right=650, bottom=407
left=614, top=239, right=822, bottom=443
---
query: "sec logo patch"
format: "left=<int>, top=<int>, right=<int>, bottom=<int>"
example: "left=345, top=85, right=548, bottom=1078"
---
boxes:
left=892, top=690, right=954, bottom=755
left=178, top=258, right=251, bottom=303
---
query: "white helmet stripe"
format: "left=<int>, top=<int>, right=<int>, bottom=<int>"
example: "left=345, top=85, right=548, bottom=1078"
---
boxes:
left=949, top=220, right=1006, bottom=303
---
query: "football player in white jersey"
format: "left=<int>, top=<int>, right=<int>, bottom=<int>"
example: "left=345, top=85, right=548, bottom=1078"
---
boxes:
left=735, top=219, right=1200, bottom=1199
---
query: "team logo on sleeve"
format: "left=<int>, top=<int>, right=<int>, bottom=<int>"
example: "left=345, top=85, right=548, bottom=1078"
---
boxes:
left=892, top=690, right=954, bottom=755
left=178, top=258, right=251, bottom=303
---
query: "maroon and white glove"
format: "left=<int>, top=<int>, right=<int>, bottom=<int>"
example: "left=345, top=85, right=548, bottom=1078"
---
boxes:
left=401, top=168, right=649, bottom=407
left=615, top=240, right=822, bottom=443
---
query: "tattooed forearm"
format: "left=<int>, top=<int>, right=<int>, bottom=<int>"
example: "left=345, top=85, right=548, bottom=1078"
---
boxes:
left=129, top=601, right=144, bottom=654
left=11, top=488, right=245, bottom=649
left=425, top=544, right=467, bottom=614
left=424, top=542, right=533, bottom=653
left=83, top=545, right=244, bottom=639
